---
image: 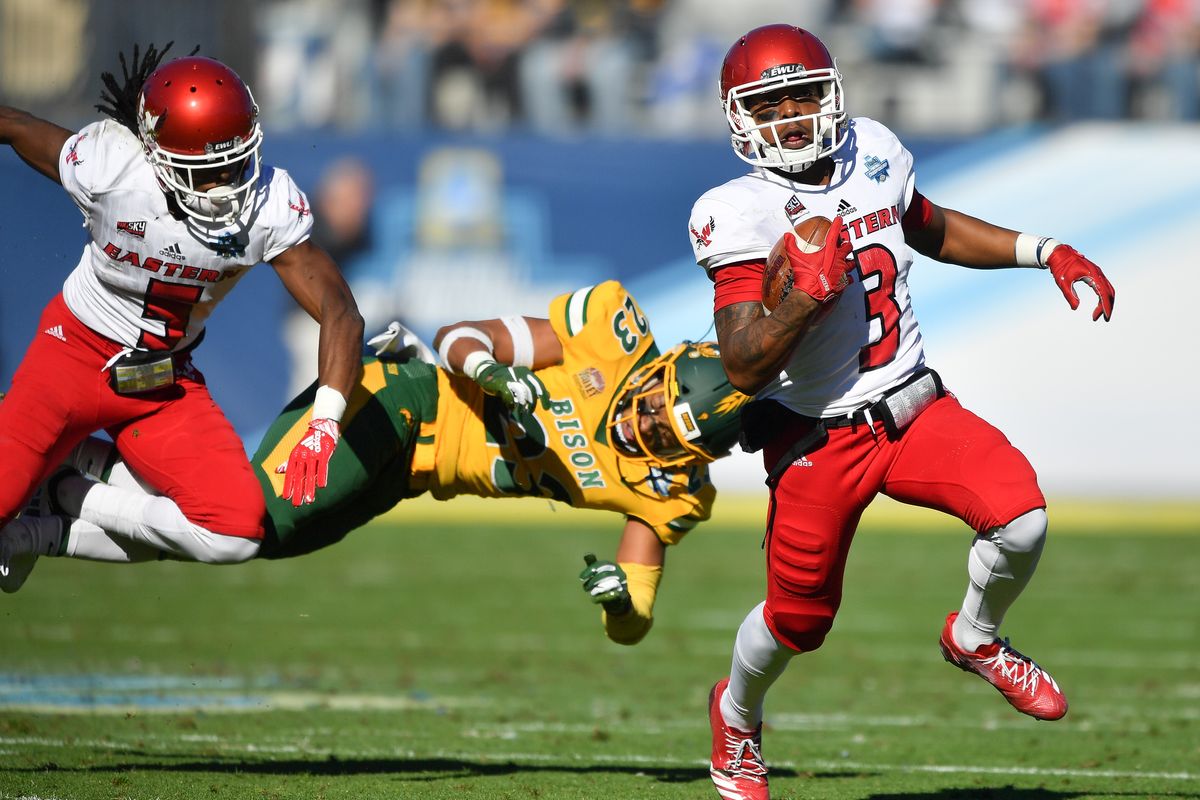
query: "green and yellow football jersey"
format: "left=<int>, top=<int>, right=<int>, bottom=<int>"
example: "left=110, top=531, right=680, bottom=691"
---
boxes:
left=418, top=281, right=715, bottom=545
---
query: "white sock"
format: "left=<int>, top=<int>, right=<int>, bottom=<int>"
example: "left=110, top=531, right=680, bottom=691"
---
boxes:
left=721, top=602, right=797, bottom=731
left=106, top=459, right=156, bottom=492
left=63, top=518, right=161, bottom=562
left=954, top=508, right=1048, bottom=651
left=74, top=481, right=257, bottom=563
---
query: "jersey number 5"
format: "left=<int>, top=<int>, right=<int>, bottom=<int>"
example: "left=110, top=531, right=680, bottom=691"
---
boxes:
left=138, top=278, right=202, bottom=350
left=855, top=244, right=901, bottom=371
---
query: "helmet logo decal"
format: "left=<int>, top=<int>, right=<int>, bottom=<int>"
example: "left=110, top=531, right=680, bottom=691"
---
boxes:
left=139, top=105, right=162, bottom=141
left=713, top=390, right=752, bottom=416
left=673, top=402, right=703, bottom=442
left=205, top=136, right=244, bottom=155
left=760, top=63, right=806, bottom=80
left=573, top=367, right=606, bottom=398
left=691, top=216, right=716, bottom=248
left=864, top=155, right=891, bottom=183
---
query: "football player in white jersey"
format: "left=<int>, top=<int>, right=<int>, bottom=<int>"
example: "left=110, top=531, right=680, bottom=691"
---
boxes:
left=0, top=44, right=364, bottom=585
left=689, top=26, right=1116, bottom=800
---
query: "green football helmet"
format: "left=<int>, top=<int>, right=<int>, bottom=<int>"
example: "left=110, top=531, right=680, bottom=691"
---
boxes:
left=607, top=341, right=749, bottom=467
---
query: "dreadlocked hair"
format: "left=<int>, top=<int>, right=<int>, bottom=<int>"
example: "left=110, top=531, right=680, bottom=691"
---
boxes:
left=94, top=42, right=200, bottom=134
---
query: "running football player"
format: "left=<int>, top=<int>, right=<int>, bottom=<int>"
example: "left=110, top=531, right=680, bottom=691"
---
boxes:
left=690, top=25, right=1115, bottom=800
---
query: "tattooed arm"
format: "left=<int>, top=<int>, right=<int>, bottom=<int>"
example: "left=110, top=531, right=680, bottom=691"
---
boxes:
left=714, top=293, right=822, bottom=396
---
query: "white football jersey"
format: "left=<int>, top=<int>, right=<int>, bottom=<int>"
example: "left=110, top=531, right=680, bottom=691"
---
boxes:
left=690, top=117, right=924, bottom=417
left=58, top=119, right=313, bottom=352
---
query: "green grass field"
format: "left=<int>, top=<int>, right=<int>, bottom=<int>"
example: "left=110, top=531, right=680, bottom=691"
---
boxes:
left=0, top=497, right=1196, bottom=800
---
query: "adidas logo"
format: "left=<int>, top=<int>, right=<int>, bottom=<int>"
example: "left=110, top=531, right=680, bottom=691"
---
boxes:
left=791, top=455, right=813, bottom=468
left=159, top=242, right=185, bottom=259
left=44, top=324, right=67, bottom=342
left=836, top=199, right=856, bottom=216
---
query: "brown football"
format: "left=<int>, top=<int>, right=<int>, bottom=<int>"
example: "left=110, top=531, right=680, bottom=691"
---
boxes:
left=762, top=215, right=832, bottom=312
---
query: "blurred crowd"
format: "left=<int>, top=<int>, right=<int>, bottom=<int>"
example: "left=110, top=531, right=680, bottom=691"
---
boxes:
left=255, top=0, right=1200, bottom=135
left=1, top=0, right=1197, bottom=136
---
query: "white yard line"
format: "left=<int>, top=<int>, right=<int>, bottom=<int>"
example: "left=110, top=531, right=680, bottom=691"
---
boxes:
left=0, top=735, right=1193, bottom=783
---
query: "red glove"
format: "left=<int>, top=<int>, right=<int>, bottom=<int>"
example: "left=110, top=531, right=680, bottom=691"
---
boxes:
left=1047, top=245, right=1114, bottom=321
left=783, top=215, right=854, bottom=304
left=277, top=418, right=340, bottom=506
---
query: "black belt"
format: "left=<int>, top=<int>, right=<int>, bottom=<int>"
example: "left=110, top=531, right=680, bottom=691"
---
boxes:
left=820, top=407, right=878, bottom=429
left=818, top=367, right=944, bottom=434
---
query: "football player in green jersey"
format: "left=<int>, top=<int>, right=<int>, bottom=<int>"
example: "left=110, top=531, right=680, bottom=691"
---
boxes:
left=12, top=282, right=749, bottom=645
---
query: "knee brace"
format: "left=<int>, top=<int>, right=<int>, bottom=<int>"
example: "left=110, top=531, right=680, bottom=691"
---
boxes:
left=989, top=507, right=1047, bottom=556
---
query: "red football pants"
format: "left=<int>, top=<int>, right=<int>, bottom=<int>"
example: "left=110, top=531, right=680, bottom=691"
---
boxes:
left=0, top=295, right=264, bottom=538
left=761, top=394, right=1045, bottom=652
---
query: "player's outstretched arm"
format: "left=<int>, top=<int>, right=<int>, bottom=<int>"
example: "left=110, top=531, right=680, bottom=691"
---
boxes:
left=579, top=517, right=666, bottom=646
left=905, top=194, right=1114, bottom=321
left=433, top=317, right=563, bottom=415
left=0, top=106, right=72, bottom=184
left=271, top=239, right=365, bottom=506
left=434, top=317, right=564, bottom=371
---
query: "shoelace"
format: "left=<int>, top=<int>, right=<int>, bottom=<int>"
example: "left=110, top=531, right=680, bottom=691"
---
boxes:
left=723, top=732, right=767, bottom=781
left=979, top=639, right=1046, bottom=696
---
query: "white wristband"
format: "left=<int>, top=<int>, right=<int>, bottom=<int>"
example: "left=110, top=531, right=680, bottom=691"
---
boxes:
left=1015, top=233, right=1061, bottom=268
left=462, top=350, right=497, bottom=380
left=312, top=385, right=347, bottom=423
left=437, top=327, right=493, bottom=372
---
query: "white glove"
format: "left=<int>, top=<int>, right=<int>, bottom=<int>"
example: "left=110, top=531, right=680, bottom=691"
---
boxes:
left=367, top=321, right=438, bottom=364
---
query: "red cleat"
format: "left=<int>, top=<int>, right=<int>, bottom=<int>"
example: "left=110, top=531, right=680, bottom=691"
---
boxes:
left=939, top=611, right=1068, bottom=721
left=708, top=677, right=769, bottom=800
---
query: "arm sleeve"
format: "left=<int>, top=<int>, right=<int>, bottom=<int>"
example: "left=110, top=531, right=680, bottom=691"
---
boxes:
left=601, top=562, right=663, bottom=645
left=902, top=187, right=935, bottom=232
left=713, top=260, right=767, bottom=313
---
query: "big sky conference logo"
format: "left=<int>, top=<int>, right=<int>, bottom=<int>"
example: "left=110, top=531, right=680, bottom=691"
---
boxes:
left=117, top=220, right=147, bottom=238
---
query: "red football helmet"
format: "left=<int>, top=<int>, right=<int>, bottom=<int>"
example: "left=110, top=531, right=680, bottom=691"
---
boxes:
left=137, top=56, right=263, bottom=223
left=720, top=25, right=846, bottom=173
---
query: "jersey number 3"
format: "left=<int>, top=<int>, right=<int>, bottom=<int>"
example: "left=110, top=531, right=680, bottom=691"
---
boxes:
left=855, top=244, right=901, bottom=371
